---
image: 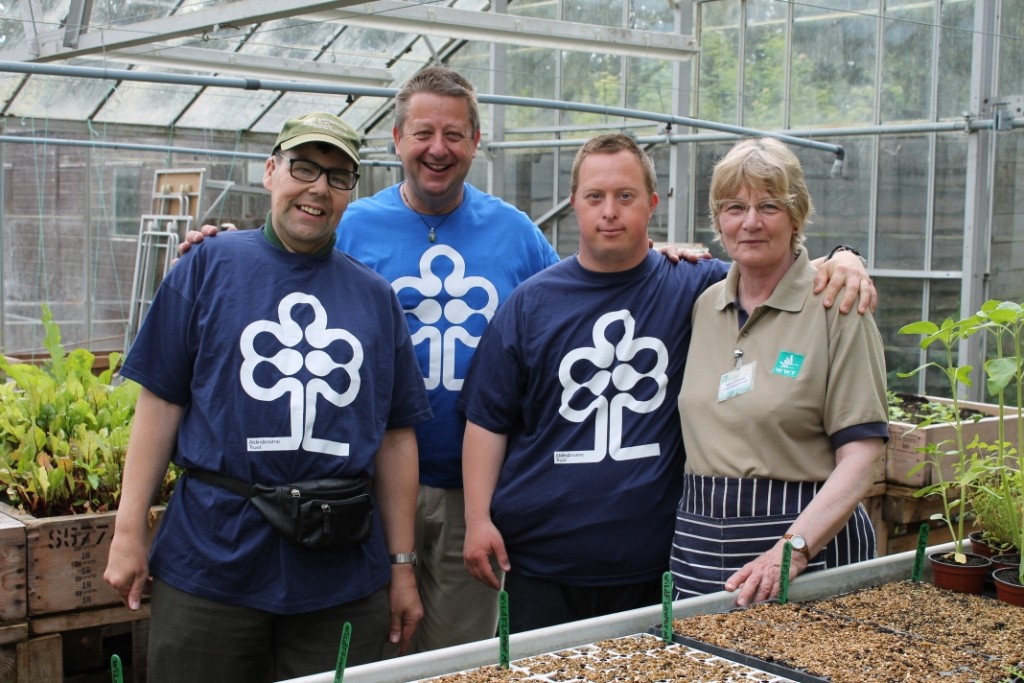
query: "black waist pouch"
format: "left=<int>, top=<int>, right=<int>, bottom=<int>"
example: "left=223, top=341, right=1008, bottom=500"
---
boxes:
left=189, top=470, right=373, bottom=550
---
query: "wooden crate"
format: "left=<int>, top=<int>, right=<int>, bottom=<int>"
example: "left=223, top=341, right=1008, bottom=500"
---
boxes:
left=31, top=606, right=150, bottom=683
left=0, top=505, right=163, bottom=616
left=0, top=515, right=26, bottom=624
left=0, top=607, right=150, bottom=683
left=880, top=484, right=965, bottom=556
left=886, top=396, right=1022, bottom=487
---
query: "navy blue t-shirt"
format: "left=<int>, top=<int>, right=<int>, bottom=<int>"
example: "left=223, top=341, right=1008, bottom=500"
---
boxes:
left=121, top=229, right=431, bottom=614
left=459, top=251, right=728, bottom=586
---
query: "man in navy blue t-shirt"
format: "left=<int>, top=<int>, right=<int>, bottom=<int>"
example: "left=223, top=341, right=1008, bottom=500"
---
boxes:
left=459, top=133, right=875, bottom=633
left=105, top=113, right=430, bottom=682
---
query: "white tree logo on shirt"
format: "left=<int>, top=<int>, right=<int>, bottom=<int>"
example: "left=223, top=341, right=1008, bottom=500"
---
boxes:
left=239, top=292, right=362, bottom=456
left=553, top=310, right=668, bottom=464
left=391, top=245, right=499, bottom=391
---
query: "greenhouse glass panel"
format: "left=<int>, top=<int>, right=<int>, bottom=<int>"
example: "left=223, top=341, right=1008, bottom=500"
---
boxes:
left=6, top=74, right=110, bottom=120
left=564, top=0, right=622, bottom=28
left=507, top=46, right=558, bottom=130
left=693, top=141, right=736, bottom=259
left=647, top=144, right=670, bottom=244
left=503, top=147, right=554, bottom=222
left=743, top=0, right=785, bottom=129
left=999, top=0, right=1024, bottom=99
left=881, top=0, right=934, bottom=123
left=937, top=0, right=974, bottom=120
left=509, top=0, right=556, bottom=19
left=631, top=0, right=675, bottom=32
left=697, top=1, right=741, bottom=124
left=92, top=78, right=198, bottom=127
left=176, top=87, right=278, bottom=130
left=876, top=278, right=925, bottom=393
left=876, top=278, right=964, bottom=395
left=93, top=0, right=180, bottom=23
left=791, top=0, right=876, bottom=127
left=990, top=133, right=1024, bottom=303
left=327, top=26, right=412, bottom=69
left=560, top=51, right=623, bottom=128
left=799, top=137, right=872, bottom=260
left=875, top=135, right=930, bottom=270
left=0, top=75, right=25, bottom=109
left=625, top=57, right=674, bottom=115
left=242, top=18, right=344, bottom=60
left=931, top=133, right=967, bottom=272
left=258, top=93, right=358, bottom=136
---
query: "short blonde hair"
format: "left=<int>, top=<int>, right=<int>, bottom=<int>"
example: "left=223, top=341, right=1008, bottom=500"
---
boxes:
left=709, top=137, right=814, bottom=251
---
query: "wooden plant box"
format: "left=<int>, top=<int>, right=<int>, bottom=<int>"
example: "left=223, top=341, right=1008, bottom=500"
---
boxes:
left=886, top=396, right=1023, bottom=487
left=0, top=504, right=163, bottom=617
left=0, top=514, right=27, bottom=624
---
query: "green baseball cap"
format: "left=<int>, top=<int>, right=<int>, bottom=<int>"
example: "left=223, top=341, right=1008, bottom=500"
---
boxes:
left=274, top=112, right=361, bottom=167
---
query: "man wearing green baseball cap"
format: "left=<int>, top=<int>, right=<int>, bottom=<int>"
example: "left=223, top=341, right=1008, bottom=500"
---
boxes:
left=106, top=112, right=431, bottom=682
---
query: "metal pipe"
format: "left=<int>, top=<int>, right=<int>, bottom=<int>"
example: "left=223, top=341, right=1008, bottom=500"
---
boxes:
left=0, top=134, right=402, bottom=167
left=0, top=60, right=845, bottom=161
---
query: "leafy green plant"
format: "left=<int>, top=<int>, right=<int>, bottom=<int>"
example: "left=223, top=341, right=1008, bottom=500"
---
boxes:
left=899, top=300, right=1024, bottom=576
left=0, top=306, right=177, bottom=517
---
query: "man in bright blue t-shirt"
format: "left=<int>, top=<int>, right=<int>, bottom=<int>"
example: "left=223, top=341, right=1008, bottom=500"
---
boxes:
left=334, top=67, right=560, bottom=652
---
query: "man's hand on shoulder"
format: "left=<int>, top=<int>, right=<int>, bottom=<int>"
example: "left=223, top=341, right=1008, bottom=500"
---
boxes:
left=172, top=224, right=235, bottom=266
left=651, top=241, right=713, bottom=265
left=812, top=248, right=876, bottom=315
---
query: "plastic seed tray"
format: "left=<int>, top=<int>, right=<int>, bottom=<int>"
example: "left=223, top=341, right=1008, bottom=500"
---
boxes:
left=413, top=633, right=803, bottom=682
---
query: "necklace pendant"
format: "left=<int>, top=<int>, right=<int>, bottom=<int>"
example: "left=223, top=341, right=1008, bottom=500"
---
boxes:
left=428, top=227, right=436, bottom=243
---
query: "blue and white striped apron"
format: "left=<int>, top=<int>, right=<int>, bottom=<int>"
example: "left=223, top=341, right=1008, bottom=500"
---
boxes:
left=670, top=473, right=875, bottom=599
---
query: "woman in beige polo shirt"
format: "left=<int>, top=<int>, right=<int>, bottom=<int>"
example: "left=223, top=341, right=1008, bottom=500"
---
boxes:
left=670, top=137, right=888, bottom=606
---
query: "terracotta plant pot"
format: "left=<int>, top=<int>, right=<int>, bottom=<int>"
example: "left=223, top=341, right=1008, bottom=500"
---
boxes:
left=991, top=553, right=1022, bottom=573
left=993, top=567, right=1024, bottom=606
left=968, top=530, right=1015, bottom=558
left=929, top=551, right=993, bottom=594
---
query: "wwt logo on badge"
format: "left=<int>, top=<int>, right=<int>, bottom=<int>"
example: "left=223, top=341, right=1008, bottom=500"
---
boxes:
left=772, top=351, right=804, bottom=378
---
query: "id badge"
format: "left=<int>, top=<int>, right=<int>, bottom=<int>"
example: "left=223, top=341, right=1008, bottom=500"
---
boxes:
left=718, top=361, right=756, bottom=402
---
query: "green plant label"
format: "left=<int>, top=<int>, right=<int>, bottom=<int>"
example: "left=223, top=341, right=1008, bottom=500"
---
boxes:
left=499, top=590, right=510, bottom=669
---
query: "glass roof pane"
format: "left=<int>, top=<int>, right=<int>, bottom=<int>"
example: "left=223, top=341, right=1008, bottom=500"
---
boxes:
left=327, top=26, right=414, bottom=69
left=254, top=93, right=353, bottom=135
left=0, top=0, right=70, bottom=52
left=242, top=18, right=343, bottom=60
left=176, top=86, right=278, bottom=130
left=91, top=77, right=199, bottom=127
left=564, top=0, right=622, bottom=27
left=0, top=74, right=25, bottom=109
left=6, top=73, right=111, bottom=120
left=509, top=0, right=557, bottom=20
left=93, top=0, right=179, bottom=24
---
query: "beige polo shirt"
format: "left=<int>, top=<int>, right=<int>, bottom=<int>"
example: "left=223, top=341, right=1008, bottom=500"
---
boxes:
left=678, top=247, right=887, bottom=482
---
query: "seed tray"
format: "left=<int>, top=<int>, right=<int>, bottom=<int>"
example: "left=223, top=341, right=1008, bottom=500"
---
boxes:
left=414, top=632, right=802, bottom=683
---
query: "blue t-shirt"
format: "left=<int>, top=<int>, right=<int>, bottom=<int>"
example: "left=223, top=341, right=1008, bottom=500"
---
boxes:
left=337, top=183, right=560, bottom=488
left=121, top=229, right=431, bottom=614
left=459, top=252, right=728, bottom=586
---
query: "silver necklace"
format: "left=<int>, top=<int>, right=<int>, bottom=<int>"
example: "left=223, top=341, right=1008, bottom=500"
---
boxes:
left=401, top=183, right=463, bottom=243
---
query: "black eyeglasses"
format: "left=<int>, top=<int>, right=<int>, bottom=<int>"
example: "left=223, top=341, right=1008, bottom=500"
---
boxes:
left=275, top=153, right=359, bottom=191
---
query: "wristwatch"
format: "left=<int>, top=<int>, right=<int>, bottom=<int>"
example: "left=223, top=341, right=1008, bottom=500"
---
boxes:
left=827, top=244, right=867, bottom=266
left=782, top=534, right=813, bottom=560
left=389, top=552, right=418, bottom=566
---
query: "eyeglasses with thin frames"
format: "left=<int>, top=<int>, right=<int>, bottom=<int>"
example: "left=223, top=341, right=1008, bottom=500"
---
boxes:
left=716, top=198, right=790, bottom=218
left=275, top=153, right=359, bottom=191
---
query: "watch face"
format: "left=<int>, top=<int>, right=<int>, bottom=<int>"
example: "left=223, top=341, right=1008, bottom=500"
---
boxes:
left=791, top=536, right=807, bottom=550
